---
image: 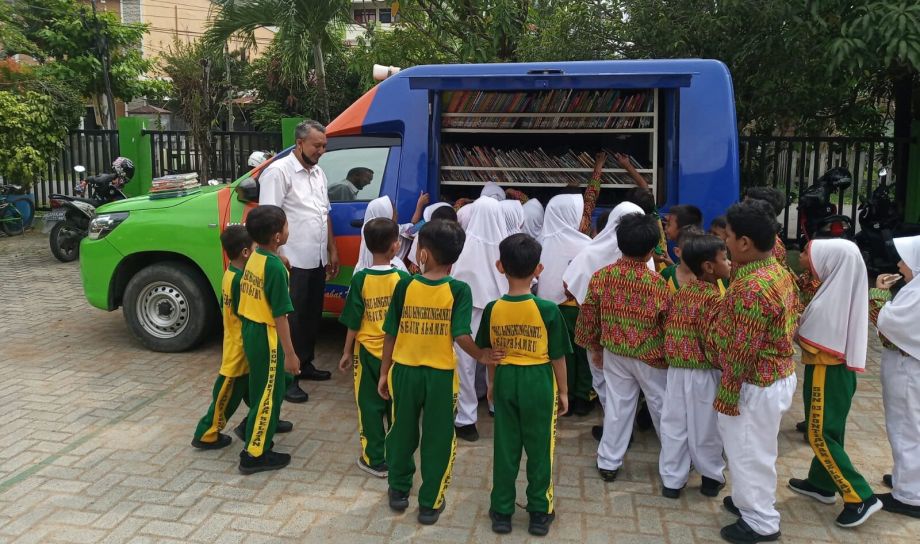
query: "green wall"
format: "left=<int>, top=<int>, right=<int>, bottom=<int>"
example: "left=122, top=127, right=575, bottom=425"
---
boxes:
left=117, top=117, right=152, bottom=196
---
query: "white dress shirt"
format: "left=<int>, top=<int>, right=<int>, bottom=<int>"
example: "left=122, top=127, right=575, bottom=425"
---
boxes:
left=258, top=153, right=330, bottom=269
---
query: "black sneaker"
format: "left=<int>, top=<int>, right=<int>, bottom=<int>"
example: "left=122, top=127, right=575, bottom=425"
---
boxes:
left=591, top=425, right=603, bottom=441
left=878, top=492, right=920, bottom=518
left=788, top=478, right=836, bottom=504
left=597, top=464, right=618, bottom=482
left=662, top=485, right=682, bottom=499
left=284, top=382, right=309, bottom=403
left=719, top=519, right=780, bottom=543
left=571, top=397, right=594, bottom=417
left=191, top=433, right=232, bottom=450
left=388, top=487, right=409, bottom=512
left=455, top=424, right=479, bottom=442
left=234, top=419, right=293, bottom=441
left=883, top=474, right=893, bottom=488
left=489, top=510, right=512, bottom=534
left=835, top=496, right=882, bottom=528
left=723, top=496, right=741, bottom=517
left=356, top=457, right=388, bottom=478
left=418, top=500, right=445, bottom=525
left=701, top=476, right=726, bottom=497
left=528, top=511, right=555, bottom=536
left=795, top=420, right=807, bottom=433
left=238, top=450, right=291, bottom=475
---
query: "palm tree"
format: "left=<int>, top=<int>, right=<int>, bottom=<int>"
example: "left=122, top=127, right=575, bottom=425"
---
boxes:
left=206, top=0, right=352, bottom=123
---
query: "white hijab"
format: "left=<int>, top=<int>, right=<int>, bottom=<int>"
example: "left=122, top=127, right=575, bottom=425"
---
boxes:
left=355, top=196, right=408, bottom=273
left=407, top=202, right=452, bottom=266
left=797, top=239, right=868, bottom=371
left=537, top=194, right=591, bottom=304
left=451, top=197, right=508, bottom=309
left=878, top=235, right=920, bottom=361
left=500, top=200, right=525, bottom=237
left=522, top=199, right=544, bottom=238
left=481, top=181, right=506, bottom=201
left=562, top=201, right=649, bottom=305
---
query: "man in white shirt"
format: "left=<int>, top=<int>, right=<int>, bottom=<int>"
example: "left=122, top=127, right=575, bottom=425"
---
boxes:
left=258, top=120, right=340, bottom=403
left=327, top=167, right=374, bottom=201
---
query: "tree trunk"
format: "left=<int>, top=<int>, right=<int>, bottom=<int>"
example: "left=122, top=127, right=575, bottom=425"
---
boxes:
left=313, top=41, right=331, bottom=124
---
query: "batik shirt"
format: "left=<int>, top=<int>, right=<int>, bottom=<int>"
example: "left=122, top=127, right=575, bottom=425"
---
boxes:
left=869, top=288, right=899, bottom=351
left=664, top=279, right=721, bottom=370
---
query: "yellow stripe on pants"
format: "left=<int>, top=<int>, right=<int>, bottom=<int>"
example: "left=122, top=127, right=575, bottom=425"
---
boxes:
left=433, top=371, right=460, bottom=509
left=247, top=327, right=278, bottom=458
left=352, top=347, right=370, bottom=464
left=546, top=375, right=558, bottom=513
left=202, top=377, right=234, bottom=442
left=808, top=365, right=861, bottom=503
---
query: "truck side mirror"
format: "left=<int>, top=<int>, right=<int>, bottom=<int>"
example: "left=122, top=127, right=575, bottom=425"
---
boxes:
left=236, top=177, right=260, bottom=203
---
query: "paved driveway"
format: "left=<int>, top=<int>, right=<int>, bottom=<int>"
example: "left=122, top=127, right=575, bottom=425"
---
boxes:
left=0, top=231, right=917, bottom=543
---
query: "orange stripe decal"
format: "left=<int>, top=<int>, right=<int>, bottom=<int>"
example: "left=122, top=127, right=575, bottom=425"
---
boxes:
left=327, top=86, right=378, bottom=136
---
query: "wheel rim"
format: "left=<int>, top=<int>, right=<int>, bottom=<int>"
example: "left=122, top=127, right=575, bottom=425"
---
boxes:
left=57, top=226, right=80, bottom=258
left=136, top=281, right=190, bottom=339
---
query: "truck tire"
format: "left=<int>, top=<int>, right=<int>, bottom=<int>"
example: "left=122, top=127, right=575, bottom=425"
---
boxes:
left=49, top=222, right=81, bottom=262
left=123, top=261, right=218, bottom=352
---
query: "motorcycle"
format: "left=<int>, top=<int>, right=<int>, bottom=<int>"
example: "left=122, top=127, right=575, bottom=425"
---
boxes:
left=856, top=167, right=920, bottom=274
left=796, top=166, right=855, bottom=248
left=45, top=158, right=131, bottom=262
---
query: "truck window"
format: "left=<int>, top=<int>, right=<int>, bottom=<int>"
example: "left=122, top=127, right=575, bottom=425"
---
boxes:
left=322, top=147, right=390, bottom=202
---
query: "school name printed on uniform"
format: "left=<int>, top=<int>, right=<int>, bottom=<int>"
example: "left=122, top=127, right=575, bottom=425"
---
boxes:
left=240, top=269, right=264, bottom=299
left=399, top=304, right=453, bottom=336
left=364, top=295, right=392, bottom=324
left=491, top=324, right=544, bottom=354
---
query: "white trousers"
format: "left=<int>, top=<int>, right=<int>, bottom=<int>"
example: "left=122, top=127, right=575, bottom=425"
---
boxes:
left=881, top=349, right=920, bottom=506
left=659, top=367, right=725, bottom=489
left=597, top=351, right=668, bottom=470
left=588, top=349, right=607, bottom=409
left=455, top=307, right=484, bottom=427
left=718, top=374, right=796, bottom=536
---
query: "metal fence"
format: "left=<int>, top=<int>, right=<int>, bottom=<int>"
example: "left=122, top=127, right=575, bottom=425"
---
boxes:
left=32, top=130, right=120, bottom=209
left=146, top=130, right=282, bottom=182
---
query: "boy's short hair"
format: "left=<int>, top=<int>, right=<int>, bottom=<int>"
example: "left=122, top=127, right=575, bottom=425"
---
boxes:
left=246, top=205, right=287, bottom=245
left=669, top=204, right=703, bottom=229
left=676, top=225, right=705, bottom=248
left=430, top=206, right=458, bottom=222
left=682, top=234, right=727, bottom=276
left=725, top=200, right=779, bottom=252
left=710, top=215, right=727, bottom=229
left=597, top=209, right=612, bottom=233
left=616, top=213, right=660, bottom=258
left=418, top=219, right=466, bottom=266
left=221, top=224, right=253, bottom=260
left=744, top=186, right=785, bottom=217
left=499, top=233, right=542, bottom=279
left=624, top=187, right=656, bottom=214
left=363, top=217, right=399, bottom=254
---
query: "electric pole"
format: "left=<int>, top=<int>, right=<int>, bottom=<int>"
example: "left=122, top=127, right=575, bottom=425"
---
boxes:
left=90, top=0, right=117, bottom=130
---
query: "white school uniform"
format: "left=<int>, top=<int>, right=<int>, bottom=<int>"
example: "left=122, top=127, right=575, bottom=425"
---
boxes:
left=522, top=198, right=544, bottom=239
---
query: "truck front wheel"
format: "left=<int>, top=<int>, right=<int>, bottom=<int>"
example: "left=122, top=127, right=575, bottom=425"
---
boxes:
left=123, top=262, right=218, bottom=352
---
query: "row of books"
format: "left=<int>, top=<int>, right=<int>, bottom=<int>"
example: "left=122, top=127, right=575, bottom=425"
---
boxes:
left=440, top=169, right=648, bottom=186
left=149, top=173, right=201, bottom=200
left=442, top=114, right=653, bottom=130
left=441, top=89, right=654, bottom=115
left=440, top=144, right=646, bottom=171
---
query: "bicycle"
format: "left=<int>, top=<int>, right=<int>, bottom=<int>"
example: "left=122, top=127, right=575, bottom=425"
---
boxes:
left=0, top=184, right=35, bottom=236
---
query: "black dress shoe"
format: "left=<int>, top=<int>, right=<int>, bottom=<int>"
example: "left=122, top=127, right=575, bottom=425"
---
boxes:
left=883, top=474, right=893, bottom=488
left=285, top=382, right=309, bottom=403
left=720, top=519, right=779, bottom=543
left=299, top=367, right=332, bottom=381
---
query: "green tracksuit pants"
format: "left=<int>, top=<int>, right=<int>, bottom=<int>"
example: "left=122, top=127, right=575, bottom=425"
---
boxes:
left=242, top=321, right=288, bottom=458
left=354, top=344, right=390, bottom=466
left=385, top=363, right=457, bottom=509
left=804, top=364, right=874, bottom=502
left=491, top=363, right=558, bottom=515
left=194, top=374, right=250, bottom=443
left=559, top=304, right=592, bottom=402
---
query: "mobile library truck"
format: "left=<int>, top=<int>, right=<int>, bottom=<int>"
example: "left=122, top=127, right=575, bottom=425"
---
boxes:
left=80, top=59, right=739, bottom=352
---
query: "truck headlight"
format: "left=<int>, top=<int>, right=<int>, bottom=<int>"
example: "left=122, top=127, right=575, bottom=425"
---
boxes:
left=88, top=212, right=129, bottom=240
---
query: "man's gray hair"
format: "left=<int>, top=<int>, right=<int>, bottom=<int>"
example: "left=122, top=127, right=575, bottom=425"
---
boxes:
left=295, top=120, right=326, bottom=140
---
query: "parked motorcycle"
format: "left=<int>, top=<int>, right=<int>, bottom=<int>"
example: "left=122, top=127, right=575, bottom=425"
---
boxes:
left=796, top=166, right=855, bottom=248
left=856, top=167, right=920, bottom=274
left=45, top=157, right=132, bottom=262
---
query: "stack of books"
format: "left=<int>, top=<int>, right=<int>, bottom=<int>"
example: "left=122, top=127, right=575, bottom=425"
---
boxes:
left=149, top=173, right=201, bottom=200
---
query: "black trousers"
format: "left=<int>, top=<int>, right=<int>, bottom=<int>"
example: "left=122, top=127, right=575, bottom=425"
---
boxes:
left=289, top=266, right=326, bottom=373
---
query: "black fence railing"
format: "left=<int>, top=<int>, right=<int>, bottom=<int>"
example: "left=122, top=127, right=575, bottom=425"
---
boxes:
left=738, top=135, right=914, bottom=244
left=32, top=130, right=120, bottom=209
left=145, top=130, right=282, bottom=182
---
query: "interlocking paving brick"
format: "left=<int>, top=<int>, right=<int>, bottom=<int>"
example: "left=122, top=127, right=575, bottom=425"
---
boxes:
left=3, top=231, right=920, bottom=542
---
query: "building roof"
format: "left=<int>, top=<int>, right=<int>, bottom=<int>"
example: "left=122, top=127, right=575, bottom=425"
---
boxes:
left=127, top=104, right=171, bottom=115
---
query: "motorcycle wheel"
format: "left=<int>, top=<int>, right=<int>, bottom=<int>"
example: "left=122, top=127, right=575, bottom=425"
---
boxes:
left=49, top=222, right=82, bottom=262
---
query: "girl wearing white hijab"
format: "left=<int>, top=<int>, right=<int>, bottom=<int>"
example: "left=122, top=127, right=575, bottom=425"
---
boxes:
left=874, top=235, right=920, bottom=518
left=480, top=181, right=506, bottom=201
left=450, top=197, right=508, bottom=439
left=354, top=196, right=408, bottom=273
left=406, top=201, right=452, bottom=267
left=790, top=239, right=879, bottom=526
left=538, top=194, right=593, bottom=413
left=522, top=198, right=544, bottom=238
left=499, top=199, right=525, bottom=237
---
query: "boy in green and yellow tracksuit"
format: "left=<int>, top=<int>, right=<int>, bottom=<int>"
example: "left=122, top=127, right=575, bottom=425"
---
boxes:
left=378, top=219, right=500, bottom=526
left=478, top=233, right=571, bottom=537
left=338, top=217, right=410, bottom=478
left=191, top=225, right=255, bottom=450
left=237, top=205, right=300, bottom=475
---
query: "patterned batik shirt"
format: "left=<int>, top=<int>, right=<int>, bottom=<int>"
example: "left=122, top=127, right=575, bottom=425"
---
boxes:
left=664, top=279, right=722, bottom=370
left=869, top=288, right=899, bottom=351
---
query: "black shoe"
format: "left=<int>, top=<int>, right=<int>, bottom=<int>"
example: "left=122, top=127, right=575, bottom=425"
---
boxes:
left=356, top=457, right=388, bottom=478
left=191, top=433, right=232, bottom=450
left=591, top=425, right=603, bottom=441
left=788, top=478, right=836, bottom=504
left=299, top=367, right=332, bottom=381
left=233, top=420, right=247, bottom=441
left=719, top=519, right=780, bottom=543
left=455, top=424, right=479, bottom=442
left=723, top=496, right=741, bottom=517
left=528, top=511, right=555, bottom=536
left=795, top=420, right=807, bottom=433
left=597, top=464, right=618, bottom=482
left=418, top=500, right=445, bottom=525
left=489, top=510, right=512, bottom=534
left=388, top=487, right=409, bottom=512
left=701, top=476, right=726, bottom=497
left=883, top=474, right=893, bottom=488
left=233, top=418, right=292, bottom=441
left=636, top=402, right=653, bottom=431
left=284, top=382, right=309, bottom=403
left=662, top=485, right=683, bottom=499
left=238, top=450, right=291, bottom=475
left=835, top=496, right=882, bottom=528
left=878, top=492, right=920, bottom=518
left=573, top=397, right=594, bottom=416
